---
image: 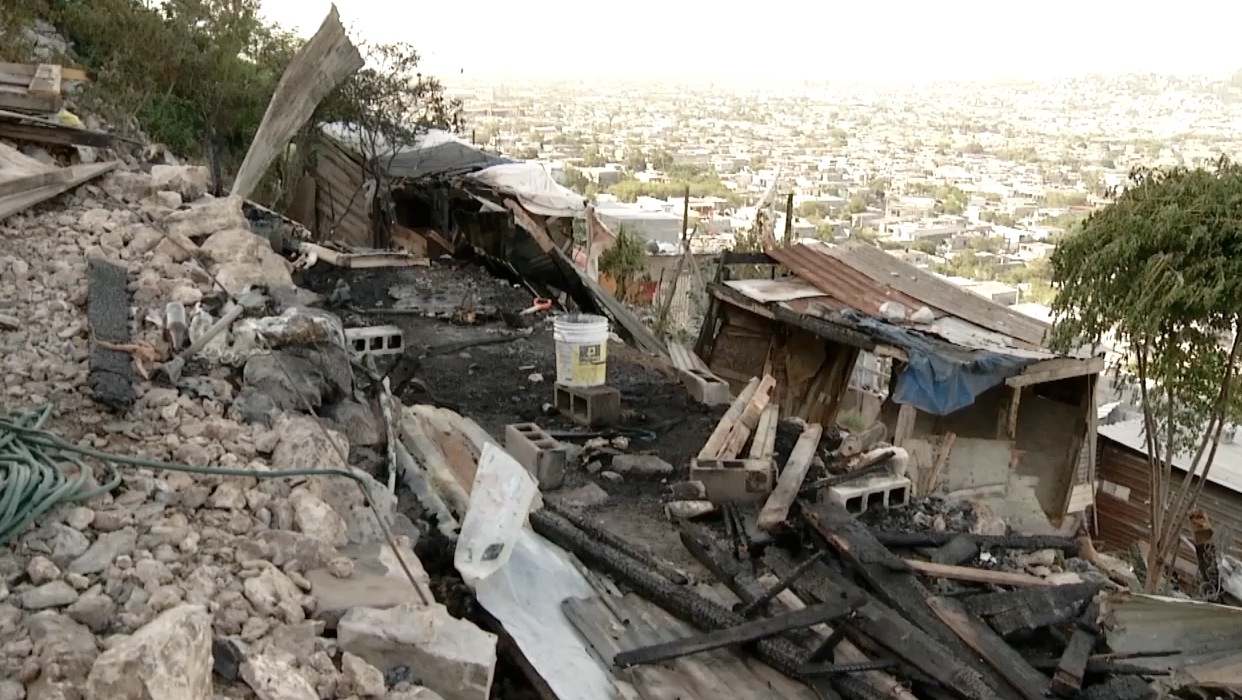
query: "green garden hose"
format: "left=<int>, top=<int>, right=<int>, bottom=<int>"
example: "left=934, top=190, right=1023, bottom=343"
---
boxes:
left=0, top=403, right=429, bottom=604
left=0, top=404, right=370, bottom=546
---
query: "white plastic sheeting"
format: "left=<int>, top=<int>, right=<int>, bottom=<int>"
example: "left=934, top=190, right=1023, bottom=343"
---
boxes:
left=466, top=162, right=587, bottom=218
left=321, top=122, right=508, bottom=180
left=455, top=442, right=614, bottom=699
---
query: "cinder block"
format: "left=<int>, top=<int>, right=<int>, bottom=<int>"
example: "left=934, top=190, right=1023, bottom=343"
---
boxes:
left=679, top=368, right=731, bottom=406
left=827, top=475, right=912, bottom=515
left=504, top=423, right=568, bottom=489
left=689, top=458, right=774, bottom=503
left=344, top=325, right=404, bottom=359
left=553, top=383, right=622, bottom=428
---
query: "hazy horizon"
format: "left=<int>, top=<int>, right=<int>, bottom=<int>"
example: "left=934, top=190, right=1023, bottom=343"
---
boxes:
left=261, top=0, right=1242, bottom=84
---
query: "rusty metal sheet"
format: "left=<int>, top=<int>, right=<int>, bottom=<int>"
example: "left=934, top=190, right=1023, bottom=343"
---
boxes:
left=767, top=243, right=934, bottom=317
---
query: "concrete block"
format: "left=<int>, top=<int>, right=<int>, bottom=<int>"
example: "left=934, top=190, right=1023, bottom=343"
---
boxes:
left=689, top=458, right=774, bottom=503
left=679, top=368, right=731, bottom=406
left=503, top=423, right=568, bottom=489
left=344, top=325, right=404, bottom=359
left=827, top=475, right=912, bottom=515
left=553, top=383, right=621, bottom=427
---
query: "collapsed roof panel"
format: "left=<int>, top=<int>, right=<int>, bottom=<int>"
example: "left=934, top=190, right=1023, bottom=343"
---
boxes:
left=322, top=123, right=512, bottom=180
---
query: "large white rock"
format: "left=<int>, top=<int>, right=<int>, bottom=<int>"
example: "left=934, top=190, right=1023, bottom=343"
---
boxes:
left=241, top=653, right=319, bottom=700
left=150, top=164, right=211, bottom=201
left=291, top=487, right=349, bottom=547
left=164, top=196, right=247, bottom=241
left=201, top=227, right=267, bottom=264
left=84, top=604, right=212, bottom=700
left=338, top=603, right=497, bottom=700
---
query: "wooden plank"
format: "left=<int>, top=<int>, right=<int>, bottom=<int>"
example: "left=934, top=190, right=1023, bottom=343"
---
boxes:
left=0, top=167, right=74, bottom=198
left=928, top=596, right=1051, bottom=700
left=231, top=6, right=363, bottom=199
left=0, top=62, right=89, bottom=82
left=803, top=502, right=1017, bottom=699
left=748, top=404, right=779, bottom=460
left=764, top=547, right=1003, bottom=700
left=699, top=377, right=761, bottom=459
left=613, top=600, right=854, bottom=668
left=0, top=118, right=117, bottom=148
left=921, top=431, right=956, bottom=495
left=758, top=423, right=824, bottom=532
left=720, top=374, right=777, bottom=458
left=1006, top=356, right=1105, bottom=388
left=506, top=199, right=557, bottom=253
left=1051, top=626, right=1095, bottom=696
left=0, top=161, right=117, bottom=222
left=27, top=64, right=62, bottom=98
left=904, top=560, right=1057, bottom=588
left=0, top=86, right=58, bottom=114
left=768, top=583, right=919, bottom=700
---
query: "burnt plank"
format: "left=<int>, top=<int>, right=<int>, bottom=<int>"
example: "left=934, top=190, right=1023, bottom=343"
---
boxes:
left=1075, top=676, right=1156, bottom=700
left=765, top=548, right=1005, bottom=700
left=928, top=596, right=1051, bottom=700
left=964, top=583, right=1100, bottom=637
left=1050, top=603, right=1098, bottom=697
left=87, top=258, right=135, bottom=410
left=614, top=600, right=855, bottom=668
left=804, top=502, right=1020, bottom=700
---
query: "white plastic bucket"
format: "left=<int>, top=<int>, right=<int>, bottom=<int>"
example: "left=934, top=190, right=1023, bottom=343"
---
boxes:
left=553, top=313, right=609, bottom=387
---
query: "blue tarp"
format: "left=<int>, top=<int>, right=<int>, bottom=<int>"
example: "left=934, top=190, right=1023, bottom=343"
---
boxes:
left=843, top=311, right=1039, bottom=416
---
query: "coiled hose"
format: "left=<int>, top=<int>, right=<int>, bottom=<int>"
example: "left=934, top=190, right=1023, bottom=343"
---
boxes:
left=0, top=404, right=370, bottom=547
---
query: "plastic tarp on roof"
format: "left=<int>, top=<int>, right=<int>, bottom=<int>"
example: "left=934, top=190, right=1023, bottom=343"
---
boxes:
left=465, top=162, right=587, bottom=218
left=843, top=310, right=1038, bottom=415
left=321, top=122, right=511, bottom=180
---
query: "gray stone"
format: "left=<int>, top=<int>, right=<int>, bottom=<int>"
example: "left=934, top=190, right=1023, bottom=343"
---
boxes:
left=555, top=484, right=610, bottom=509
left=242, top=343, right=352, bottom=411
left=611, top=454, right=674, bottom=476
left=85, top=604, right=212, bottom=700
left=24, top=612, right=98, bottom=695
left=0, top=680, right=24, bottom=700
left=323, top=399, right=383, bottom=447
left=67, top=593, right=116, bottom=633
left=21, top=580, right=79, bottom=610
left=340, top=652, right=387, bottom=697
left=69, top=527, right=137, bottom=575
left=241, top=653, right=319, bottom=700
left=229, top=386, right=282, bottom=426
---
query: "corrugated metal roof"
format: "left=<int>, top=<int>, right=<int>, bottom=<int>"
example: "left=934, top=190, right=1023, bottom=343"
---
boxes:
left=563, top=593, right=817, bottom=700
left=767, top=241, right=1051, bottom=348
left=767, top=243, right=935, bottom=319
left=1099, top=418, right=1242, bottom=493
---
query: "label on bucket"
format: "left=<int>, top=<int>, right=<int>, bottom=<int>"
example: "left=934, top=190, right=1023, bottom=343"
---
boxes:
left=556, top=341, right=607, bottom=386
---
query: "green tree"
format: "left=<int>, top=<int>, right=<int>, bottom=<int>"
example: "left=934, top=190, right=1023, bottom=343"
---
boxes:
left=845, top=194, right=870, bottom=215
left=1045, top=190, right=1089, bottom=208
left=911, top=238, right=938, bottom=254
left=561, top=167, right=591, bottom=196
left=1049, top=158, right=1242, bottom=593
left=599, top=225, right=649, bottom=301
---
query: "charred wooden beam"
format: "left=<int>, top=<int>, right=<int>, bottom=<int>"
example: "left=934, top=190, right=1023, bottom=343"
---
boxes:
left=1075, top=675, right=1156, bottom=700
left=614, top=599, right=855, bottom=668
left=803, top=503, right=1018, bottom=700
left=930, top=534, right=980, bottom=566
left=1051, top=602, right=1099, bottom=697
left=738, top=550, right=832, bottom=617
left=548, top=500, right=689, bottom=585
left=928, top=596, right=1051, bottom=700
left=530, top=510, right=820, bottom=684
left=963, top=583, right=1100, bottom=638
left=765, top=548, right=1006, bottom=700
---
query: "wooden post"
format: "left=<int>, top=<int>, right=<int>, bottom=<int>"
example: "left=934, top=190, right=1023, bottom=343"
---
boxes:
left=783, top=192, right=794, bottom=246
left=655, top=187, right=693, bottom=338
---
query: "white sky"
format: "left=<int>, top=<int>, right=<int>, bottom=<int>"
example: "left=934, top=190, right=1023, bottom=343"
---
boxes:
left=260, top=0, right=1242, bottom=83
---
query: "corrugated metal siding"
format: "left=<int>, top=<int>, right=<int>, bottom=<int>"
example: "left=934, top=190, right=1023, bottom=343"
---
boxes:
left=1096, top=438, right=1242, bottom=578
left=312, top=136, right=370, bottom=247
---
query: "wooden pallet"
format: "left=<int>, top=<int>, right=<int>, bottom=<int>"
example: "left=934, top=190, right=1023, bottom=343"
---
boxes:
left=0, top=62, right=88, bottom=115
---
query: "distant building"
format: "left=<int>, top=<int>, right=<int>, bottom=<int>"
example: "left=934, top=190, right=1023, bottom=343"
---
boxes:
left=595, top=203, right=684, bottom=247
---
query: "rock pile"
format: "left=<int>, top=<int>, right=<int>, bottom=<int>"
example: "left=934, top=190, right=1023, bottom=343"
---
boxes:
left=0, top=161, right=498, bottom=700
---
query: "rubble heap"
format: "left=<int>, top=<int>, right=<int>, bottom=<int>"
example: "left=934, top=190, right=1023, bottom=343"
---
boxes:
left=0, top=162, right=498, bottom=700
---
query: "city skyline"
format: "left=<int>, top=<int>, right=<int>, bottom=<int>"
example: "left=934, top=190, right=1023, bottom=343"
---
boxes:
left=261, top=0, right=1242, bottom=83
